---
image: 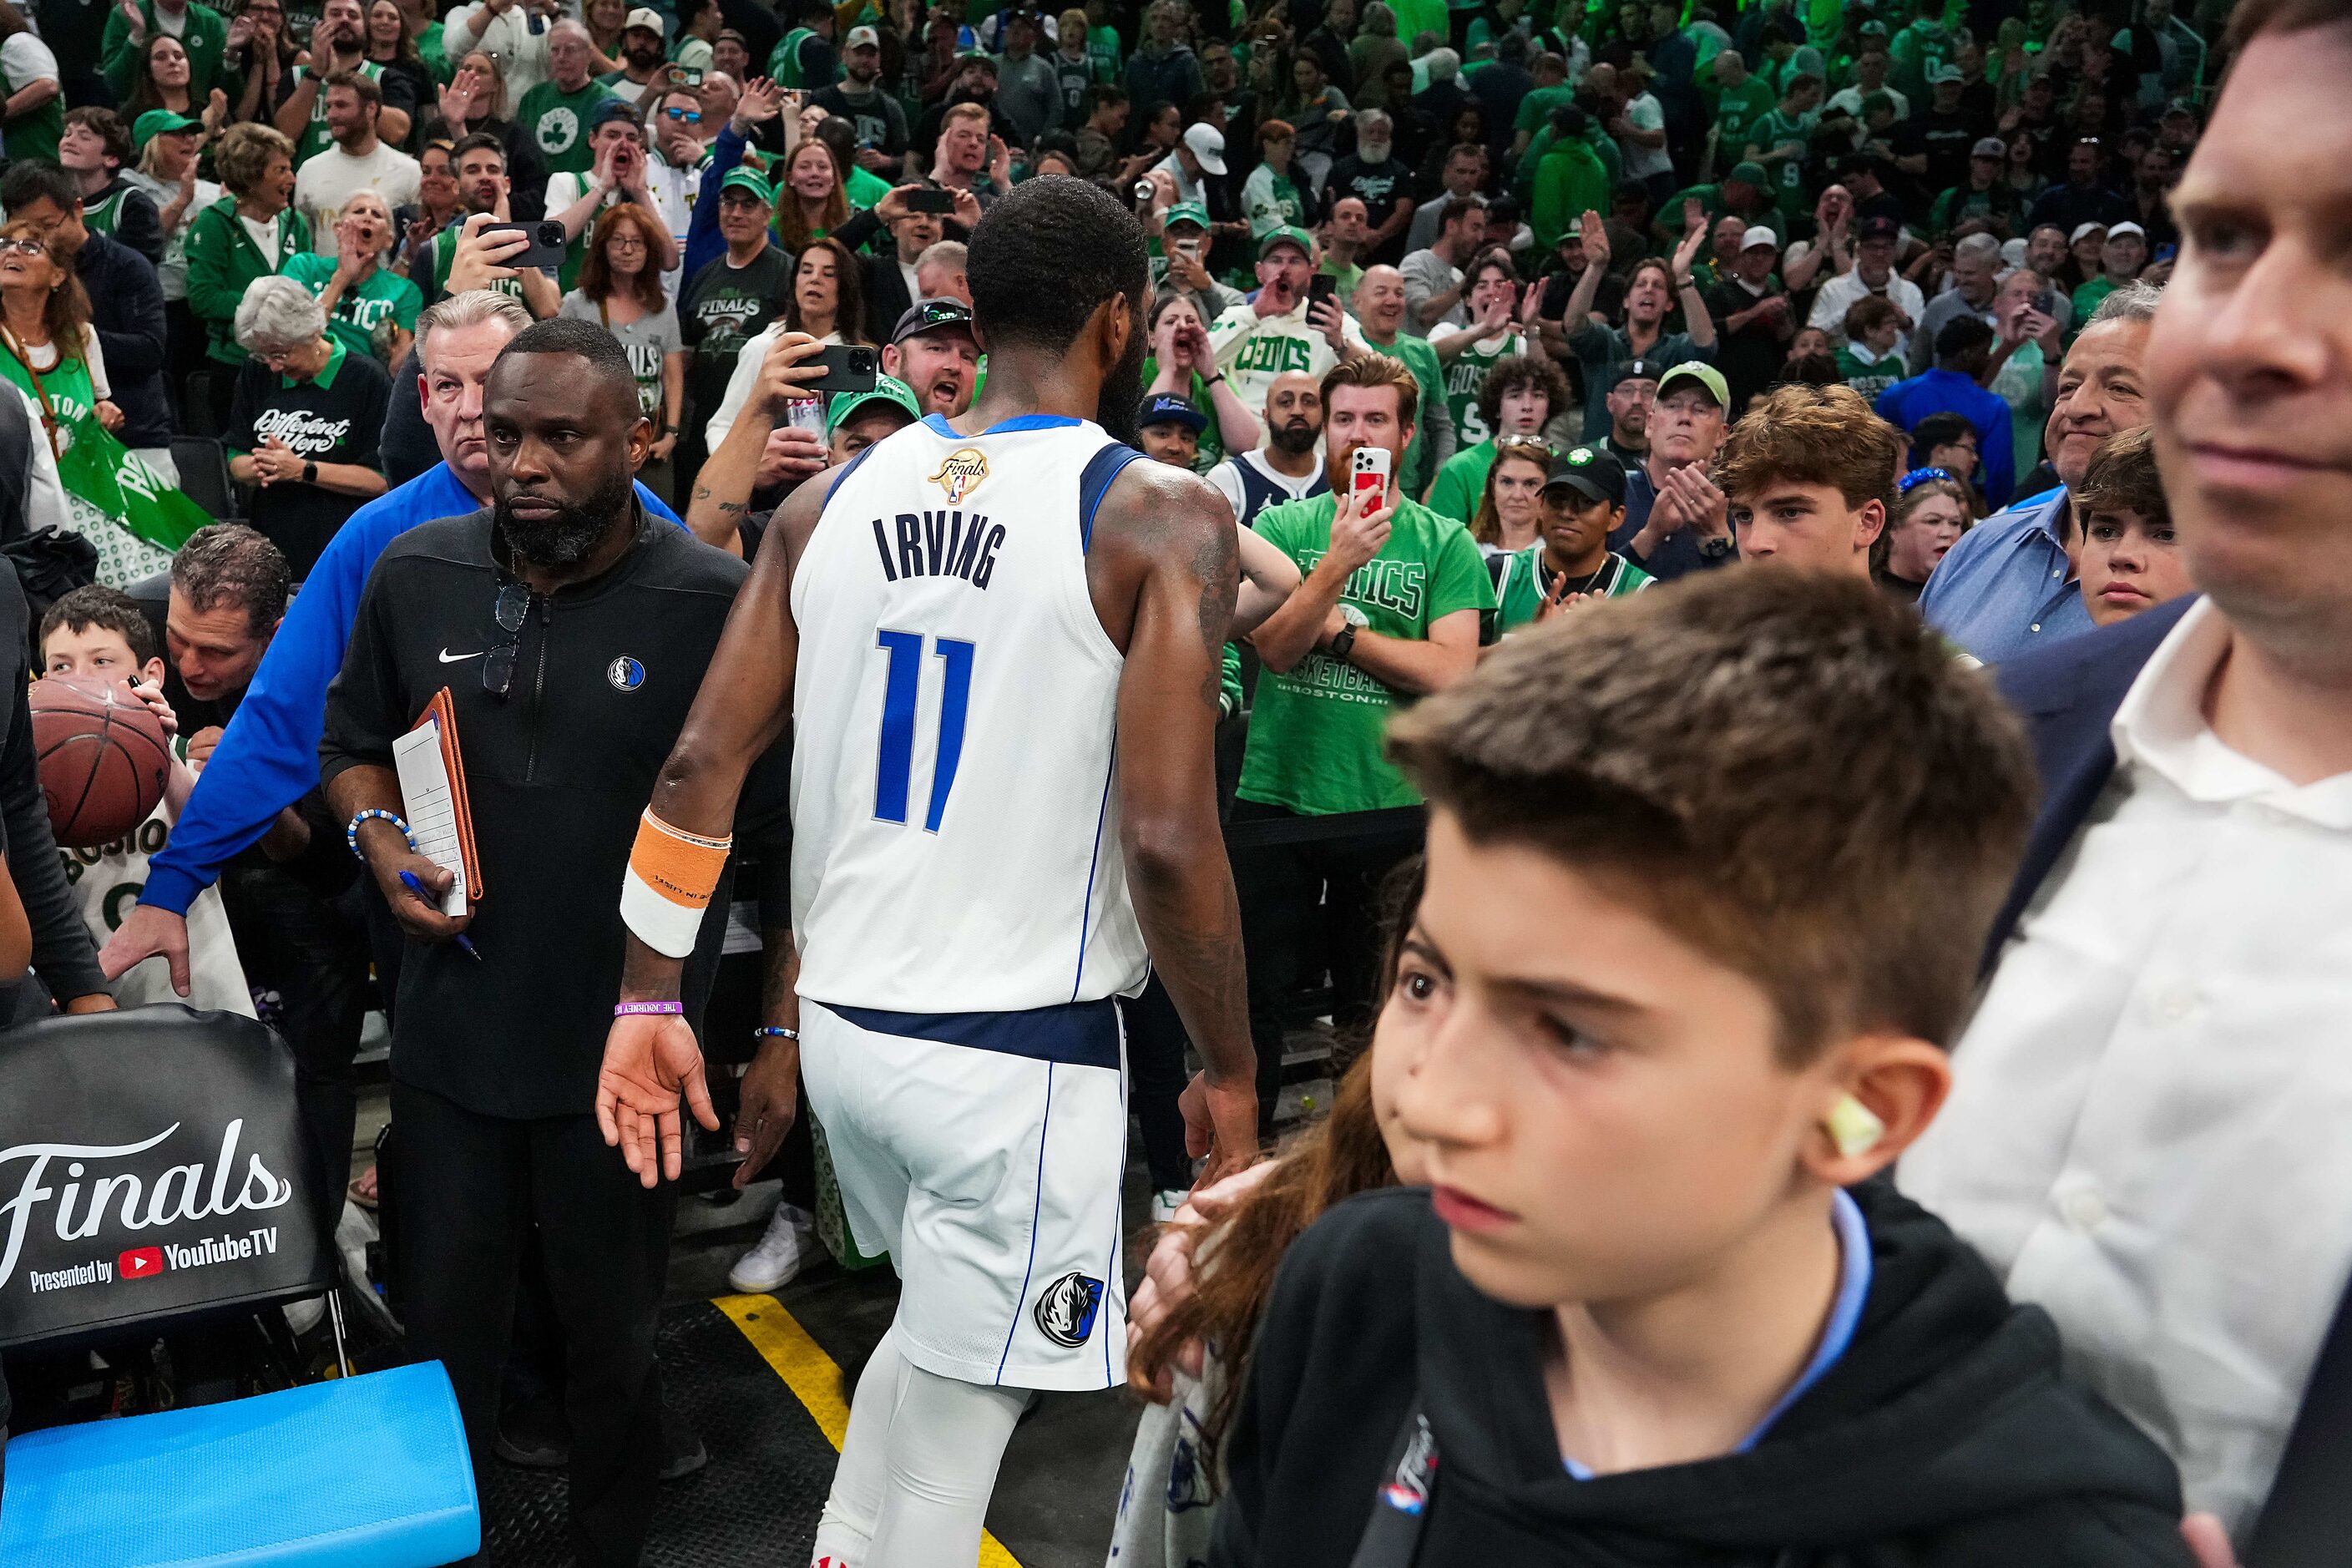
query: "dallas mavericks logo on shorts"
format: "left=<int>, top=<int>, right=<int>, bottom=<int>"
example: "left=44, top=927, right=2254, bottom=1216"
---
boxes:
left=1032, top=1270, right=1105, bottom=1348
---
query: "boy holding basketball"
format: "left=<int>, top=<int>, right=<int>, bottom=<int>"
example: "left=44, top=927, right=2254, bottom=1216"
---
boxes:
left=39, top=586, right=253, bottom=1014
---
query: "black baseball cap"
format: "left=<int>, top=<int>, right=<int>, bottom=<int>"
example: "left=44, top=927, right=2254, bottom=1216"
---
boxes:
left=892, top=296, right=975, bottom=345
left=1545, top=443, right=1626, bottom=508
left=1859, top=215, right=1903, bottom=244
left=1609, top=357, right=1663, bottom=391
left=1137, top=392, right=1206, bottom=434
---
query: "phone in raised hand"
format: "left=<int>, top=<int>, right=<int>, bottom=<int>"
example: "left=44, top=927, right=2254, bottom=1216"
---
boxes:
left=1351, top=445, right=1391, bottom=502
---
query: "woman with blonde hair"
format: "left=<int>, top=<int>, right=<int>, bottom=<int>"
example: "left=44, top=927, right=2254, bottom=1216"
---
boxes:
left=1467, top=434, right=1550, bottom=556
left=184, top=120, right=307, bottom=429
left=1873, top=468, right=1970, bottom=604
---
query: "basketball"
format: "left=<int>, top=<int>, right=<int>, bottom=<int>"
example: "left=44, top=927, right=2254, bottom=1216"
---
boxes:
left=30, top=674, right=174, bottom=849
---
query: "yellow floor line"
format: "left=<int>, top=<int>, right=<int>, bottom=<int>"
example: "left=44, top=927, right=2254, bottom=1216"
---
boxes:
left=715, top=1292, right=1025, bottom=1568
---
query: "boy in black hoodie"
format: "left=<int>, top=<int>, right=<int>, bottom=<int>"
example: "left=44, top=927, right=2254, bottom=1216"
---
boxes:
left=1211, top=569, right=2198, bottom=1568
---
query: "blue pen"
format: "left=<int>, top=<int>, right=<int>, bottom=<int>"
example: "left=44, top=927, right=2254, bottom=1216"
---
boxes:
left=398, top=869, right=482, bottom=960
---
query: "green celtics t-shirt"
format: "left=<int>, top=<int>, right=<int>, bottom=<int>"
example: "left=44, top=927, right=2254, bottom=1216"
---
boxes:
left=282, top=252, right=421, bottom=363
left=1711, top=76, right=1777, bottom=156
left=516, top=78, right=615, bottom=176
left=1835, top=344, right=1904, bottom=402
left=1492, top=546, right=1650, bottom=634
left=1422, top=438, right=1495, bottom=525
left=428, top=224, right=525, bottom=306
left=1237, top=494, right=1495, bottom=816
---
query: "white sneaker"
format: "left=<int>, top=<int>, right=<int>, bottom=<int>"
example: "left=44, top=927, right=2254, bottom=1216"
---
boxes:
left=729, top=1201, right=819, bottom=1293
left=1150, top=1188, right=1188, bottom=1224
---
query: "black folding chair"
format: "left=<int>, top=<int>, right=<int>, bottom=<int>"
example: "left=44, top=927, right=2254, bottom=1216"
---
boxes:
left=0, top=1006, right=477, bottom=1567
left=169, top=434, right=245, bottom=524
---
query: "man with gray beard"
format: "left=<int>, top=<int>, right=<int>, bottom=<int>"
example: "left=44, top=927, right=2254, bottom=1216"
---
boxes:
left=320, top=316, right=788, bottom=1567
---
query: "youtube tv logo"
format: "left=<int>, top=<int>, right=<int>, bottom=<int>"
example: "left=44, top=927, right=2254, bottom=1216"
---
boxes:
left=119, top=1247, right=163, bottom=1280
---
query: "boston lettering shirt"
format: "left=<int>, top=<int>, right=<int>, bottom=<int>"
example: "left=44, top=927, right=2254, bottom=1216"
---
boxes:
left=225, top=338, right=392, bottom=579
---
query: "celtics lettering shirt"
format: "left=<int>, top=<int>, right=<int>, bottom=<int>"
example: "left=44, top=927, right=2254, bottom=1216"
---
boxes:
left=516, top=78, right=615, bottom=176
left=1238, top=493, right=1495, bottom=816
left=281, top=252, right=421, bottom=364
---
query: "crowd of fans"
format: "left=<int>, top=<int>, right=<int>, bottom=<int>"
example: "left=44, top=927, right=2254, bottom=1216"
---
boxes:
left=1, top=0, right=2334, bottom=1561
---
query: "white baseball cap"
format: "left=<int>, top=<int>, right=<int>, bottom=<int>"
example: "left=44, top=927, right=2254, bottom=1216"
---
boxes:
left=2070, top=220, right=2109, bottom=244
left=2107, top=220, right=2147, bottom=240
left=1739, top=226, right=1779, bottom=251
left=845, top=23, right=881, bottom=48
left=622, top=7, right=664, bottom=34
left=1182, top=121, right=1227, bottom=175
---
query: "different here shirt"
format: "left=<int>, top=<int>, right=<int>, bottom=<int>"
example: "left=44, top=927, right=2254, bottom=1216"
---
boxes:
left=225, top=337, right=391, bottom=579
left=1237, top=493, right=1494, bottom=817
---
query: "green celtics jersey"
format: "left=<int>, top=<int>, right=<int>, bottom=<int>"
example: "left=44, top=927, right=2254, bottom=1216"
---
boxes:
left=290, top=60, right=385, bottom=164
left=515, top=78, right=614, bottom=176
left=281, top=251, right=421, bottom=363
left=1748, top=109, right=1819, bottom=216
left=1442, top=329, right=1527, bottom=448
left=768, top=27, right=832, bottom=89
left=1836, top=344, right=1904, bottom=402
left=1491, top=546, right=1650, bottom=634
left=1237, top=493, right=1495, bottom=816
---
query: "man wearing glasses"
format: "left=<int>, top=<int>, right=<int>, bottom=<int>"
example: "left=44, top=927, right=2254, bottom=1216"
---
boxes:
left=645, top=87, right=710, bottom=291
left=318, top=315, right=796, bottom=1568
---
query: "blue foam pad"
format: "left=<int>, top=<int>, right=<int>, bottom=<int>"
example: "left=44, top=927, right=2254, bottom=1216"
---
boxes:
left=0, top=1361, right=478, bottom=1568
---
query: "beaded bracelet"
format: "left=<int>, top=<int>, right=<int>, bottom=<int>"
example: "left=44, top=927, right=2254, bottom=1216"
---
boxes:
left=752, top=1026, right=800, bottom=1041
left=614, top=1000, right=685, bottom=1017
left=346, top=808, right=416, bottom=858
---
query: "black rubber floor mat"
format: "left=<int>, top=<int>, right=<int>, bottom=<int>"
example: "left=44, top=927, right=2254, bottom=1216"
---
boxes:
left=481, top=1300, right=837, bottom=1566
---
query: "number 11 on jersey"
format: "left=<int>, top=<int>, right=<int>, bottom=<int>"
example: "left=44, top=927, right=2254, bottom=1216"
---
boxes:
left=874, top=630, right=975, bottom=832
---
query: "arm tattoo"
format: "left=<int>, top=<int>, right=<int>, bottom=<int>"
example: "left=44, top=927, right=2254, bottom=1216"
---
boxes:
left=1191, top=521, right=1238, bottom=711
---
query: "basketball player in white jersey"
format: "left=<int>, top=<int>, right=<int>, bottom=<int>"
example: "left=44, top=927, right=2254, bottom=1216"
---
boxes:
left=595, top=176, right=1260, bottom=1567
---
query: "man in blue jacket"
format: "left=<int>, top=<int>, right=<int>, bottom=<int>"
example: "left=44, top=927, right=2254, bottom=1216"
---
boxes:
left=99, top=291, right=690, bottom=992
left=1874, top=314, right=2016, bottom=508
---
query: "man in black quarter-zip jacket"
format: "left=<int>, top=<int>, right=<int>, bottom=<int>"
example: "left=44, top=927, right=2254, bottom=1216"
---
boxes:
left=321, top=318, right=791, bottom=1568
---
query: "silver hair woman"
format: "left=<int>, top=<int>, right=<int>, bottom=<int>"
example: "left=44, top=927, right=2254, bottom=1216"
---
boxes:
left=224, top=272, right=389, bottom=573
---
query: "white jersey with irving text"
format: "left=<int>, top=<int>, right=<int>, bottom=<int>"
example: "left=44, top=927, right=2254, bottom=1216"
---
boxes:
left=790, top=412, right=1151, bottom=1016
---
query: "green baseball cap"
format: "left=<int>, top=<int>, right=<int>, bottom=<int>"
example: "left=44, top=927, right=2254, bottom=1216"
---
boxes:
left=827, top=373, right=920, bottom=435
left=1656, top=361, right=1728, bottom=407
left=1726, top=160, right=1770, bottom=188
left=1258, top=225, right=1315, bottom=260
left=132, top=109, right=203, bottom=150
left=1162, top=200, right=1210, bottom=232
left=720, top=166, right=774, bottom=203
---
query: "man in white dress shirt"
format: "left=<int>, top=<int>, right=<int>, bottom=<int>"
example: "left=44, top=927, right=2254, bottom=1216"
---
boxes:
left=1899, top=8, right=2352, bottom=1560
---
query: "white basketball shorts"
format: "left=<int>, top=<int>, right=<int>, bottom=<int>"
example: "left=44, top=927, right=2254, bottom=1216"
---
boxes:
left=798, top=996, right=1130, bottom=1391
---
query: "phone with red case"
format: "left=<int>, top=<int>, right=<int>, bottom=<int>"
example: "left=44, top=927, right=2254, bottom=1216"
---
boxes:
left=1350, top=446, right=1391, bottom=501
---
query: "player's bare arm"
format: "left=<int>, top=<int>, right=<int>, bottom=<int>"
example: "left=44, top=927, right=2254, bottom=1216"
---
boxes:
left=596, top=463, right=846, bottom=1186
left=1090, top=458, right=1260, bottom=1183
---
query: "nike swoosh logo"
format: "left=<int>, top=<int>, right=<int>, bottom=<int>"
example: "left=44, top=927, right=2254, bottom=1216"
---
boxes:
left=439, top=649, right=484, bottom=663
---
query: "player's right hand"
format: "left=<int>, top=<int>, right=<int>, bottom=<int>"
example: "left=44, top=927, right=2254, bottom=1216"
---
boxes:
left=731, top=1031, right=799, bottom=1188
left=99, top=903, right=190, bottom=996
left=597, top=1010, right=721, bottom=1186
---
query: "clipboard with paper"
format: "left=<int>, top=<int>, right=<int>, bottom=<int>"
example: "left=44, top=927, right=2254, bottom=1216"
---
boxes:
left=390, top=688, right=483, bottom=918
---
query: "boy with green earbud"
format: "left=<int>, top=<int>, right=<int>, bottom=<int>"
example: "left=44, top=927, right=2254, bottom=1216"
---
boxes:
left=1210, top=568, right=2198, bottom=1568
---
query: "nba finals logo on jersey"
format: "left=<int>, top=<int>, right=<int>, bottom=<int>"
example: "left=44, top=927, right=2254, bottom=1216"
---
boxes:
left=928, top=448, right=989, bottom=503
left=1033, top=1270, right=1105, bottom=1347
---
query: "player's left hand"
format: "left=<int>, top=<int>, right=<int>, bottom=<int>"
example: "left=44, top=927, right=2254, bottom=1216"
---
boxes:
left=597, top=1009, right=721, bottom=1187
left=2182, top=1517, right=2236, bottom=1568
left=731, top=1032, right=799, bottom=1188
